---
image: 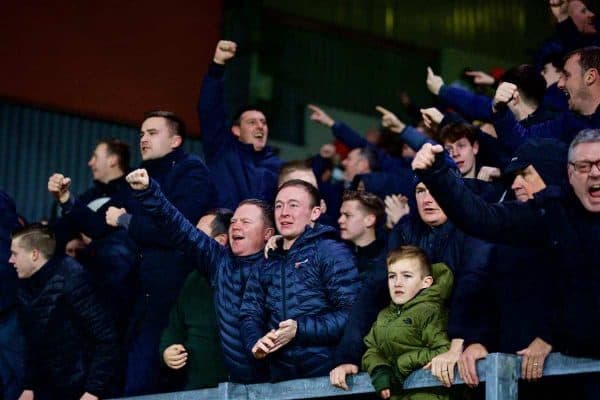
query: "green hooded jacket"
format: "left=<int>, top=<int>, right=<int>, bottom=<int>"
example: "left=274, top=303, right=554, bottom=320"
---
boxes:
left=362, top=262, right=453, bottom=400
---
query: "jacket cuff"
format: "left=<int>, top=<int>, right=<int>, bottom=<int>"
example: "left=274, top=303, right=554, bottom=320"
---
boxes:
left=208, top=62, right=225, bottom=78
left=370, top=365, right=393, bottom=392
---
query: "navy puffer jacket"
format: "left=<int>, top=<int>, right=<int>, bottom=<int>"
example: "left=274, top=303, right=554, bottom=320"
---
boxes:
left=241, top=224, right=359, bottom=381
left=132, top=180, right=268, bottom=383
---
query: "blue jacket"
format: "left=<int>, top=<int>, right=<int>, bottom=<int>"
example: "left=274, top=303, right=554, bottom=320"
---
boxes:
left=438, top=84, right=567, bottom=122
left=126, top=148, right=216, bottom=331
left=18, top=256, right=119, bottom=399
left=388, top=215, right=492, bottom=340
left=198, top=63, right=283, bottom=209
left=331, top=121, right=412, bottom=172
left=417, top=153, right=600, bottom=358
left=240, top=224, right=359, bottom=381
left=132, top=180, right=268, bottom=383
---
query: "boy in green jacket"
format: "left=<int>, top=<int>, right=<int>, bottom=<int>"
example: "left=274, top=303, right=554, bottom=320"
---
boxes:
left=362, top=245, right=453, bottom=400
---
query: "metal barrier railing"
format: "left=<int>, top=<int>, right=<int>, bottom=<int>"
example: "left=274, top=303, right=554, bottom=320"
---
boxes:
left=113, top=353, right=600, bottom=400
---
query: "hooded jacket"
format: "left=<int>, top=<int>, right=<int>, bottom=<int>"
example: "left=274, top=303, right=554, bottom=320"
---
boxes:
left=240, top=223, right=359, bottom=381
left=362, top=263, right=453, bottom=400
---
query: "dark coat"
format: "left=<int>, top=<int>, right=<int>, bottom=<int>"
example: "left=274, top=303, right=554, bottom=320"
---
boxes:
left=197, top=63, right=283, bottom=209
left=388, top=215, right=492, bottom=340
left=0, top=189, right=23, bottom=400
left=417, top=153, right=600, bottom=357
left=126, top=147, right=216, bottom=331
left=18, top=256, right=119, bottom=399
left=51, top=176, right=138, bottom=331
left=240, top=224, right=359, bottom=381
left=332, top=238, right=389, bottom=367
left=132, top=180, right=268, bottom=383
left=159, top=271, right=227, bottom=389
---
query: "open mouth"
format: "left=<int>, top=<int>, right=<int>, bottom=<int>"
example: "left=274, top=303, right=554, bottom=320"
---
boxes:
left=254, top=132, right=264, bottom=139
left=590, top=184, right=600, bottom=198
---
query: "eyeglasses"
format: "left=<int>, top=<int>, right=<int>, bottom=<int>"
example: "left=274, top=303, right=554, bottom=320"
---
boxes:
left=569, top=160, right=600, bottom=173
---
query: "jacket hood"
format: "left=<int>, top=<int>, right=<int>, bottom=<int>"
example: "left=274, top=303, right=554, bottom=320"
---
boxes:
left=394, top=262, right=454, bottom=311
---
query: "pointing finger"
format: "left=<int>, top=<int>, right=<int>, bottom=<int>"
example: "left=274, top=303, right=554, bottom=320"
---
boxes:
left=375, top=105, right=392, bottom=115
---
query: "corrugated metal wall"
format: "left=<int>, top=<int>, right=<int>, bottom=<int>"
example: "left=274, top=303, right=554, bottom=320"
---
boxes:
left=0, top=103, right=204, bottom=222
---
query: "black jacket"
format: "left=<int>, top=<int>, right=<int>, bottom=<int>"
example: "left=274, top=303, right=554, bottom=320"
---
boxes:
left=18, top=256, right=119, bottom=399
left=417, top=153, right=600, bottom=357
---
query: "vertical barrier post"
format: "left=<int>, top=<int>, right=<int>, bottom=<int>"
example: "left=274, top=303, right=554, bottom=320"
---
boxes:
left=484, top=353, right=519, bottom=400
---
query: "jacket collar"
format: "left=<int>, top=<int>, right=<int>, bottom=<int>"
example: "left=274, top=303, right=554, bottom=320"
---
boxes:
left=141, top=147, right=186, bottom=174
left=21, top=256, right=62, bottom=293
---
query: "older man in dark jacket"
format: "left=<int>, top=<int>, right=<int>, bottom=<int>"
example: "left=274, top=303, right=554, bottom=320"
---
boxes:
left=10, top=225, right=118, bottom=400
left=241, top=180, right=359, bottom=381
left=126, top=168, right=274, bottom=384
left=413, top=130, right=600, bottom=399
left=198, top=40, right=283, bottom=210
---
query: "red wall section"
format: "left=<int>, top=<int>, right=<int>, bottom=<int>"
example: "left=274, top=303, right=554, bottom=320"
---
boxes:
left=1, top=0, right=222, bottom=136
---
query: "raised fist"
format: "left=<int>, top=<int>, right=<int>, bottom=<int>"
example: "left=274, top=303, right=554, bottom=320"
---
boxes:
left=126, top=168, right=149, bottom=190
left=48, top=173, right=72, bottom=204
left=214, top=40, right=237, bottom=65
left=493, top=82, right=519, bottom=111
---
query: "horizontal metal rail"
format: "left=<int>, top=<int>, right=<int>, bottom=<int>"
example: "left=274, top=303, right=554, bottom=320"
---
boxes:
left=112, top=352, right=600, bottom=400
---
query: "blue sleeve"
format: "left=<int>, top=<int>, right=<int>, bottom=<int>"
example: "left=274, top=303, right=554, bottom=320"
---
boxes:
left=240, top=268, right=269, bottom=354
left=197, top=63, right=233, bottom=160
left=332, top=122, right=410, bottom=172
left=132, top=180, right=226, bottom=281
left=295, top=241, right=360, bottom=345
left=128, top=159, right=216, bottom=248
left=491, top=107, right=577, bottom=152
left=438, top=85, right=493, bottom=121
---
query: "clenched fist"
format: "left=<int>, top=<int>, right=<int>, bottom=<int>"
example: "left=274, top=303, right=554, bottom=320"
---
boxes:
left=214, top=40, right=237, bottom=65
left=126, top=169, right=149, bottom=190
left=48, top=173, right=72, bottom=204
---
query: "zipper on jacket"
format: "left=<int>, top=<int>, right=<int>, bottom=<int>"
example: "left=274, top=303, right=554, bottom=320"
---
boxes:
left=281, top=253, right=287, bottom=321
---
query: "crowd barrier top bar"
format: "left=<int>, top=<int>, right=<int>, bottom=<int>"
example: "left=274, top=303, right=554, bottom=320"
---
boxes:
left=111, top=353, right=600, bottom=400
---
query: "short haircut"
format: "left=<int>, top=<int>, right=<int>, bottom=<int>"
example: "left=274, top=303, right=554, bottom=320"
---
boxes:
left=387, top=245, right=432, bottom=277
left=232, top=105, right=267, bottom=126
left=501, top=64, right=547, bottom=105
left=568, top=129, right=600, bottom=161
left=356, top=147, right=379, bottom=171
left=342, top=190, right=385, bottom=225
left=565, top=46, right=600, bottom=73
left=12, top=224, right=56, bottom=260
left=97, top=137, right=130, bottom=173
left=276, top=179, right=322, bottom=208
left=238, top=199, right=275, bottom=229
left=143, top=110, right=186, bottom=143
left=205, top=208, right=234, bottom=237
left=278, top=160, right=313, bottom=187
left=437, top=122, right=479, bottom=145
